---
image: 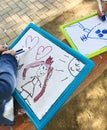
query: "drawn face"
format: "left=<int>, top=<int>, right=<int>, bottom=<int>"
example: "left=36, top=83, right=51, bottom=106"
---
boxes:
left=68, top=58, right=83, bottom=77
left=36, top=64, right=48, bottom=77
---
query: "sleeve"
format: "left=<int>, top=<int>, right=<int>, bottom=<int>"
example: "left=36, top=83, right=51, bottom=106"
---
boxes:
left=0, top=54, right=18, bottom=102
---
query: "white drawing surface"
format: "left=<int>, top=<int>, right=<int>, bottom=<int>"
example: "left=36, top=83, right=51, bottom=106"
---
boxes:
left=64, top=15, right=107, bottom=56
left=12, top=28, right=85, bottom=120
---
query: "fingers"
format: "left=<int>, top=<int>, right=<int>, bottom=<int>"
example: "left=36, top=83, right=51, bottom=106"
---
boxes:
left=102, top=3, right=107, bottom=13
left=2, top=50, right=16, bottom=56
left=0, top=44, right=16, bottom=56
left=97, top=3, right=107, bottom=19
left=0, top=44, right=8, bottom=53
left=97, top=9, right=103, bottom=18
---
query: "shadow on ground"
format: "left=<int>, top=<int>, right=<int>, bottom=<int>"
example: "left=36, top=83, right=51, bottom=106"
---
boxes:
left=45, top=69, right=107, bottom=130
left=42, top=1, right=107, bottom=130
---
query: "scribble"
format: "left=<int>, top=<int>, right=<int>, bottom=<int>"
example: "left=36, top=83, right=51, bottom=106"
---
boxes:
left=64, top=55, right=69, bottom=58
left=80, top=34, right=88, bottom=42
left=77, top=22, right=107, bottom=41
left=61, top=77, right=68, bottom=81
left=67, top=22, right=107, bottom=43
left=59, top=59, right=66, bottom=63
left=18, top=64, right=24, bottom=70
left=55, top=69, right=64, bottom=72
left=95, top=29, right=107, bottom=38
left=57, top=57, right=84, bottom=82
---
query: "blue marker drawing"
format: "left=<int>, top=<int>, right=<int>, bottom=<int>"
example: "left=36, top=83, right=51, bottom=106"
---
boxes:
left=64, top=15, right=107, bottom=56
left=70, top=22, right=107, bottom=42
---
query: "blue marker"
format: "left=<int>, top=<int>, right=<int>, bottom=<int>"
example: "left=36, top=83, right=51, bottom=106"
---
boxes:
left=15, top=48, right=27, bottom=55
left=101, top=14, right=106, bottom=21
left=97, top=0, right=106, bottom=21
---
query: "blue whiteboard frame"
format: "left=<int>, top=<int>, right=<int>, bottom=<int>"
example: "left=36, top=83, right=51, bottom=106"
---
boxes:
left=9, top=23, right=94, bottom=130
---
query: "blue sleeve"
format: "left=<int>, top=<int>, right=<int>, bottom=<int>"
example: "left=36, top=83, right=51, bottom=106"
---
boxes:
left=0, top=54, right=18, bottom=102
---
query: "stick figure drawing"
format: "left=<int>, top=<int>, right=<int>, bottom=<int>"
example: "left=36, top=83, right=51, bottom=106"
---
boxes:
left=20, top=56, right=54, bottom=105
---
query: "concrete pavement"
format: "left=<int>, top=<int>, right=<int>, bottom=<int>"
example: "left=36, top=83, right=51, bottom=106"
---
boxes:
left=0, top=0, right=82, bottom=45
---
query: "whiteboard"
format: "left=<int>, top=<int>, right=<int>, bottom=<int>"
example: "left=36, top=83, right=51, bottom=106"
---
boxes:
left=10, top=23, right=94, bottom=130
left=60, top=13, right=107, bottom=58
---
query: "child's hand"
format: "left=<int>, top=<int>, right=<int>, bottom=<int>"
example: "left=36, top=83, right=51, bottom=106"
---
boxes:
left=97, top=2, right=107, bottom=19
left=0, top=44, right=8, bottom=53
left=2, top=50, right=16, bottom=56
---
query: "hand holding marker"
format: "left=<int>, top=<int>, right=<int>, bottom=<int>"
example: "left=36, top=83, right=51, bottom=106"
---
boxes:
left=3, top=43, right=27, bottom=55
left=97, top=0, right=106, bottom=21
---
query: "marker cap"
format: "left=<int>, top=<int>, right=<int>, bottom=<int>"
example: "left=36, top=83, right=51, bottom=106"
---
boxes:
left=101, top=14, right=106, bottom=21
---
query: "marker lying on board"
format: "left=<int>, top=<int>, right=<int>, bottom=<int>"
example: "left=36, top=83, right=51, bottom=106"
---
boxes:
left=97, top=0, right=106, bottom=21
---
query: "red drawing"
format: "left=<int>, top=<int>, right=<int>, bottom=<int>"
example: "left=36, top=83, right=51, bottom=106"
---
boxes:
left=24, top=35, right=39, bottom=50
left=20, top=56, right=54, bottom=105
left=34, top=57, right=53, bottom=102
left=36, top=46, right=52, bottom=60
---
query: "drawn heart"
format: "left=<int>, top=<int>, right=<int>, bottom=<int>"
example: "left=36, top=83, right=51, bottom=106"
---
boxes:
left=36, top=46, right=52, bottom=60
left=25, top=35, right=39, bottom=50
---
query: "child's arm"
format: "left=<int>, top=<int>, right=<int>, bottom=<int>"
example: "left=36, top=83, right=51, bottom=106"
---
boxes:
left=97, top=0, right=107, bottom=19
left=102, top=0, right=107, bottom=13
left=0, top=50, right=18, bottom=102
